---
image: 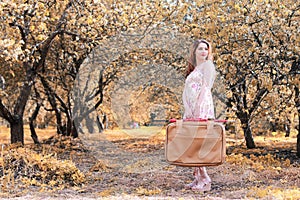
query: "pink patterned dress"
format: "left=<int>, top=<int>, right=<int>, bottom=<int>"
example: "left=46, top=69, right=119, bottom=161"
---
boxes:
left=182, top=60, right=216, bottom=119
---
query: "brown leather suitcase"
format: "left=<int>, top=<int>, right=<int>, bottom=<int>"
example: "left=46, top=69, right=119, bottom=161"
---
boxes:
left=165, top=119, right=226, bottom=167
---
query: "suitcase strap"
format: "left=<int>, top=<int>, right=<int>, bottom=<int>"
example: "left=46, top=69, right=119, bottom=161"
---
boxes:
left=175, top=119, right=214, bottom=135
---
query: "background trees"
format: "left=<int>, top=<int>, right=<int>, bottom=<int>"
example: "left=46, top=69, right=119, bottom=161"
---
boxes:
left=0, top=0, right=178, bottom=143
left=0, top=0, right=75, bottom=143
left=0, top=0, right=299, bottom=155
left=176, top=0, right=299, bottom=150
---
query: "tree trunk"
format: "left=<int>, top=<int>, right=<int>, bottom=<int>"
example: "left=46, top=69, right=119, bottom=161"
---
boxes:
left=55, top=110, right=64, bottom=135
left=294, top=85, right=300, bottom=157
left=284, top=118, right=291, bottom=137
left=29, top=122, right=40, bottom=145
left=96, top=115, right=104, bottom=133
left=86, top=115, right=94, bottom=133
left=237, top=112, right=256, bottom=149
left=10, top=118, right=24, bottom=144
left=71, top=120, right=78, bottom=138
left=39, top=76, right=65, bottom=135
left=29, top=103, right=41, bottom=145
left=10, top=73, right=34, bottom=144
left=297, top=129, right=300, bottom=158
left=64, top=116, right=79, bottom=137
left=242, top=123, right=256, bottom=149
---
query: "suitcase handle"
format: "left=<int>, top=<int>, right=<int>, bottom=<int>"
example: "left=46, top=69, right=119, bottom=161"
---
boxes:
left=169, top=118, right=232, bottom=123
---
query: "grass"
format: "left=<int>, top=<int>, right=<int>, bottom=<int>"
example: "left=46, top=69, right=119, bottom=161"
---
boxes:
left=0, top=125, right=56, bottom=144
left=112, top=126, right=165, bottom=138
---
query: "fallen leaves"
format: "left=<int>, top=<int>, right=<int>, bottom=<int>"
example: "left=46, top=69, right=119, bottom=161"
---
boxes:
left=247, top=186, right=300, bottom=199
left=0, top=131, right=299, bottom=199
left=89, top=160, right=111, bottom=172
left=226, top=153, right=291, bottom=172
left=0, top=142, right=86, bottom=193
left=136, top=186, right=161, bottom=196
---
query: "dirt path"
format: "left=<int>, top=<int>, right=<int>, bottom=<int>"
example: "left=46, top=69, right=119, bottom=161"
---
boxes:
left=3, top=130, right=300, bottom=199
left=78, top=131, right=300, bottom=200
left=78, top=132, right=223, bottom=199
left=80, top=132, right=167, bottom=173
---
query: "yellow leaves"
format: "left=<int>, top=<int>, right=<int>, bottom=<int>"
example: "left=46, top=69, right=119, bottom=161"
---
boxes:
left=38, top=22, right=47, bottom=31
left=215, top=57, right=225, bottom=67
left=247, top=186, right=300, bottom=199
left=136, top=186, right=161, bottom=196
left=218, top=15, right=226, bottom=22
left=1, top=169, right=15, bottom=192
left=191, top=28, right=200, bottom=37
left=283, top=159, right=290, bottom=167
left=234, top=4, right=241, bottom=12
left=22, top=177, right=39, bottom=186
left=188, top=23, right=198, bottom=29
left=37, top=1, right=45, bottom=10
left=249, top=78, right=258, bottom=88
left=89, top=160, right=110, bottom=172
left=227, top=153, right=288, bottom=172
left=98, top=188, right=114, bottom=197
left=37, top=34, right=46, bottom=41
left=48, top=180, right=57, bottom=187
left=226, top=153, right=252, bottom=166
left=271, top=131, right=277, bottom=136
left=0, top=145, right=86, bottom=189
left=0, top=157, right=4, bottom=167
left=251, top=186, right=269, bottom=198
left=1, top=38, right=16, bottom=48
left=260, top=75, right=273, bottom=91
left=87, top=15, right=94, bottom=25
left=29, top=25, right=35, bottom=32
left=272, top=188, right=300, bottom=200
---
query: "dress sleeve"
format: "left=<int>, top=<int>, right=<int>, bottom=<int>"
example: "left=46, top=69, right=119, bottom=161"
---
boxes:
left=202, top=60, right=216, bottom=88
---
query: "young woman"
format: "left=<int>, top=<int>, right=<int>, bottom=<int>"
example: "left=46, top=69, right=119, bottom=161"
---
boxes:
left=182, top=39, right=216, bottom=191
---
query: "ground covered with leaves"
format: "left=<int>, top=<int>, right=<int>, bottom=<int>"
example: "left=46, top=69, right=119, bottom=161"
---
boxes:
left=0, top=129, right=299, bottom=200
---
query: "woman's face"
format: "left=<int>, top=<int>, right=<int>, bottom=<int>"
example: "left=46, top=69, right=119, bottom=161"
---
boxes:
left=195, top=42, right=209, bottom=63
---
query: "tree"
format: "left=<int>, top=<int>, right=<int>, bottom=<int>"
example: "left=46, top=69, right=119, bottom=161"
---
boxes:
left=0, top=0, right=119, bottom=143
left=175, top=0, right=299, bottom=149
left=0, top=1, right=76, bottom=143
left=36, top=1, right=182, bottom=136
left=0, top=0, right=182, bottom=143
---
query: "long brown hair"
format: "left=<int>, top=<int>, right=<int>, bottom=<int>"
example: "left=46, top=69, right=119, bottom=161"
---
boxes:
left=186, top=39, right=213, bottom=77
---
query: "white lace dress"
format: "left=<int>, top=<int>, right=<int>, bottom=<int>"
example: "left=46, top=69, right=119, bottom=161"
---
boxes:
left=182, top=60, right=216, bottom=119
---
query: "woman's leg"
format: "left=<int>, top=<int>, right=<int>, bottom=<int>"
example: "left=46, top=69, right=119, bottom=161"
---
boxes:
left=199, top=167, right=211, bottom=183
left=192, top=167, right=211, bottom=191
left=185, top=167, right=199, bottom=189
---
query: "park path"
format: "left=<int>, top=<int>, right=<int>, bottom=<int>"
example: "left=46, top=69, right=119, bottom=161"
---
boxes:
left=76, top=131, right=245, bottom=200
left=79, top=131, right=169, bottom=173
left=4, top=130, right=299, bottom=200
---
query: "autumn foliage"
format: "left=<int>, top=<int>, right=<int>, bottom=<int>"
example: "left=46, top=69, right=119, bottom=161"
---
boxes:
left=0, top=0, right=299, bottom=198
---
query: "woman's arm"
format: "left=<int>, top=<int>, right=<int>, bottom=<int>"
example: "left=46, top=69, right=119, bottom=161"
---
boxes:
left=202, top=60, right=216, bottom=88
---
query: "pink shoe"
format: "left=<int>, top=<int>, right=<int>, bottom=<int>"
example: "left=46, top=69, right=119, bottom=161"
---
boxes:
left=185, top=178, right=197, bottom=189
left=191, top=181, right=211, bottom=192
